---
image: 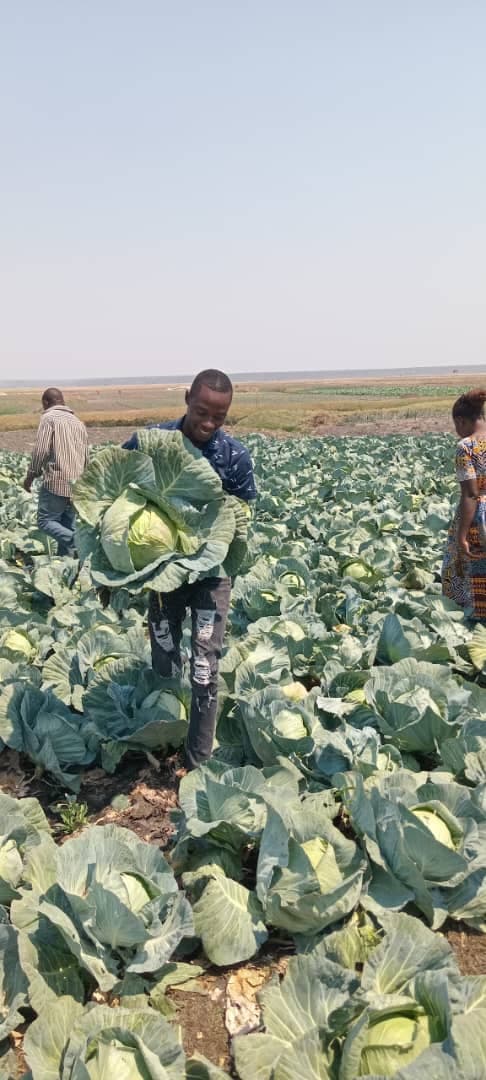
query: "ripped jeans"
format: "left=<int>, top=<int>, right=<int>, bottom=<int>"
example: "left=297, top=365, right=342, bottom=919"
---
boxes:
left=148, top=576, right=231, bottom=769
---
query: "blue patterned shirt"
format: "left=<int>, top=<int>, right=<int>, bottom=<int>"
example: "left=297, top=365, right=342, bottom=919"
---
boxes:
left=122, top=418, right=257, bottom=502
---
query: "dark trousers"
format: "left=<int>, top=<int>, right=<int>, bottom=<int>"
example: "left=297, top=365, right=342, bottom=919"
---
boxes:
left=37, top=487, right=76, bottom=556
left=148, top=576, right=231, bottom=769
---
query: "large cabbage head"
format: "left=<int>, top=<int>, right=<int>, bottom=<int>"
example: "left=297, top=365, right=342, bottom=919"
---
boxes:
left=279, top=571, right=306, bottom=590
left=351, top=1005, right=443, bottom=1076
left=127, top=504, right=179, bottom=570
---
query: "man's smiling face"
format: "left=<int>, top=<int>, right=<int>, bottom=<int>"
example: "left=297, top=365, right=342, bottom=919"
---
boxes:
left=182, top=383, right=232, bottom=445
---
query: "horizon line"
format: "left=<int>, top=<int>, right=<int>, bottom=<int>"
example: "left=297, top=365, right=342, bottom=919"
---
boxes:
left=1, top=361, right=486, bottom=389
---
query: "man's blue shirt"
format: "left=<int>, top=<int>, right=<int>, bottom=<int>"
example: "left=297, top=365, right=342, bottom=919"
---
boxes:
left=122, top=418, right=257, bottom=502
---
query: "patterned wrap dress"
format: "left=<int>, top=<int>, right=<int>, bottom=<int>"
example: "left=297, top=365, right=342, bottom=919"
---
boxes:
left=442, top=436, right=486, bottom=619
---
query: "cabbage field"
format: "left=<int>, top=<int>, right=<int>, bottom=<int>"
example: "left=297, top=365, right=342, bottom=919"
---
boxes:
left=1, top=432, right=486, bottom=1078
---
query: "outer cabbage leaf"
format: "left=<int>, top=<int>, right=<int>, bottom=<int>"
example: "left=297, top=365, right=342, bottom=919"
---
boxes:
left=0, top=924, right=28, bottom=1041
left=0, top=792, right=52, bottom=904
left=233, top=945, right=361, bottom=1079
left=0, top=682, right=95, bottom=790
left=192, top=874, right=268, bottom=966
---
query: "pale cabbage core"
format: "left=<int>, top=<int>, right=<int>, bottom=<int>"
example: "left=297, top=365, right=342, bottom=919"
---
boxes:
left=301, top=837, right=342, bottom=892
left=412, top=808, right=455, bottom=849
left=2, top=630, right=34, bottom=658
left=359, top=1009, right=440, bottom=1076
left=282, top=681, right=308, bottom=702
left=128, top=505, right=179, bottom=570
left=344, top=561, right=373, bottom=581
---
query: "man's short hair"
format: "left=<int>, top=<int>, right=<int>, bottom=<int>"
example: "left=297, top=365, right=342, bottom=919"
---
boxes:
left=188, top=369, right=233, bottom=398
left=42, top=387, right=65, bottom=407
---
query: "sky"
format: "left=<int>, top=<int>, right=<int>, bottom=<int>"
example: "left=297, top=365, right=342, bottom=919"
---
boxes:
left=1, top=2, right=485, bottom=380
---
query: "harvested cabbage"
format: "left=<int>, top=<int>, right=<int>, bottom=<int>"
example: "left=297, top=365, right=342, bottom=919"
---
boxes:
left=128, top=505, right=179, bottom=570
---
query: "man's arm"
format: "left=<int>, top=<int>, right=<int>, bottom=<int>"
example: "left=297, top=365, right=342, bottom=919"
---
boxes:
left=231, top=447, right=257, bottom=503
left=122, top=432, right=139, bottom=450
left=123, top=422, right=175, bottom=451
left=23, top=418, right=52, bottom=492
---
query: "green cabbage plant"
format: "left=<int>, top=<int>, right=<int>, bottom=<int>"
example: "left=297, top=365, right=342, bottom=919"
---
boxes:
left=82, top=658, right=189, bottom=771
left=73, top=429, right=248, bottom=592
left=339, top=770, right=486, bottom=928
left=11, top=823, right=193, bottom=995
left=24, top=995, right=187, bottom=1079
left=340, top=998, right=445, bottom=1077
left=234, top=912, right=483, bottom=1080
left=256, top=801, right=366, bottom=940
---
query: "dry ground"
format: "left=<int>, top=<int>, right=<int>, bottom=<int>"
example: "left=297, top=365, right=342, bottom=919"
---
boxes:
left=0, top=371, right=480, bottom=445
left=1, top=744, right=485, bottom=1076
left=0, top=415, right=450, bottom=453
left=0, top=413, right=454, bottom=453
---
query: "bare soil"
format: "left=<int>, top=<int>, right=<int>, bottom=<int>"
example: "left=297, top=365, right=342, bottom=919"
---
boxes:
left=171, top=979, right=230, bottom=1068
left=313, top=414, right=451, bottom=437
left=0, top=747, right=180, bottom=850
left=444, top=924, right=486, bottom=975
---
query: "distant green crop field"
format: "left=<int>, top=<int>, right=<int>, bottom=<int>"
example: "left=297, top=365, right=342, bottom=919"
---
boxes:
left=279, top=383, right=471, bottom=398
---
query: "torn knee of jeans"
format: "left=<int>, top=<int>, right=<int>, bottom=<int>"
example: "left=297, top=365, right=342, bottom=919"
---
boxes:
left=195, top=609, right=216, bottom=643
left=151, top=619, right=174, bottom=652
left=193, top=656, right=212, bottom=686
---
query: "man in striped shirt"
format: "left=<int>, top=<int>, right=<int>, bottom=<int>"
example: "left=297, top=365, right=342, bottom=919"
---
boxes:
left=23, top=387, right=89, bottom=556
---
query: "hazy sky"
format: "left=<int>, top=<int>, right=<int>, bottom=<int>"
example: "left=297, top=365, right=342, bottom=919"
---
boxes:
left=1, top=2, right=485, bottom=380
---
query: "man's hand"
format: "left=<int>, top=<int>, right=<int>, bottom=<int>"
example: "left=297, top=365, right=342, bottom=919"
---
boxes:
left=23, top=477, right=32, bottom=493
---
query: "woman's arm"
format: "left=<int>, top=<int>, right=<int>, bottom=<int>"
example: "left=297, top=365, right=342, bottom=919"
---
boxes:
left=457, top=477, right=479, bottom=555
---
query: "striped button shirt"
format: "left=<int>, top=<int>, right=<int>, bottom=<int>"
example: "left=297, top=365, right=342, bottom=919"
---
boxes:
left=26, top=406, right=89, bottom=498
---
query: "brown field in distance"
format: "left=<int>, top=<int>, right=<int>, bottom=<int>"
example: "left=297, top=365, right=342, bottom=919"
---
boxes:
left=0, top=372, right=483, bottom=449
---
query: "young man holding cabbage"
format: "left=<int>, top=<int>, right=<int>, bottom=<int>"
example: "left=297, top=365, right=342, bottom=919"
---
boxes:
left=122, top=370, right=256, bottom=769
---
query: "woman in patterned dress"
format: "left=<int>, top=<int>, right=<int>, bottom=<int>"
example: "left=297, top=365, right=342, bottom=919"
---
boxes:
left=442, top=390, right=486, bottom=621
